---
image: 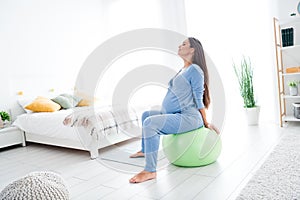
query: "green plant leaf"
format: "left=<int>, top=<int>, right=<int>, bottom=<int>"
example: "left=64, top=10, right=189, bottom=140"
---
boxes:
left=0, top=111, right=10, bottom=121
left=288, top=81, right=297, bottom=87
left=233, top=56, right=256, bottom=108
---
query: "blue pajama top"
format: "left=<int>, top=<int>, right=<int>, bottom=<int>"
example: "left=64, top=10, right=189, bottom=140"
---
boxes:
left=162, top=64, right=205, bottom=114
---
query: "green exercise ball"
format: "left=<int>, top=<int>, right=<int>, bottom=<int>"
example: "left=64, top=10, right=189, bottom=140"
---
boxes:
left=162, top=127, right=222, bottom=167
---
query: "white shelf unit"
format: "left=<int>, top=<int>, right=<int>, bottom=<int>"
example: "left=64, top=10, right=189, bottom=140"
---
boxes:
left=273, top=17, right=300, bottom=127
left=283, top=115, right=300, bottom=122
left=278, top=17, right=300, bottom=26
left=283, top=95, right=300, bottom=99
left=281, top=44, right=300, bottom=51
left=282, top=72, right=300, bottom=76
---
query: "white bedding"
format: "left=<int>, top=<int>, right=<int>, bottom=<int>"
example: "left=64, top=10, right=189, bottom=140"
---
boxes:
left=13, top=109, right=81, bottom=141
left=12, top=106, right=141, bottom=157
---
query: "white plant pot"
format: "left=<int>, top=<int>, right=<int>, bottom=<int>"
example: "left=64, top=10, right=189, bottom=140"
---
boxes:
left=244, top=106, right=260, bottom=126
left=289, top=86, right=298, bottom=96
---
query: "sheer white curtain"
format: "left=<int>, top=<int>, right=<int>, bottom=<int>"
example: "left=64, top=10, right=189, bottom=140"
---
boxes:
left=184, top=0, right=277, bottom=124
left=101, top=0, right=186, bottom=38
left=95, top=0, right=187, bottom=109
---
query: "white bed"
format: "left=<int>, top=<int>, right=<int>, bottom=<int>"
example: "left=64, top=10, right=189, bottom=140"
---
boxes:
left=13, top=106, right=141, bottom=159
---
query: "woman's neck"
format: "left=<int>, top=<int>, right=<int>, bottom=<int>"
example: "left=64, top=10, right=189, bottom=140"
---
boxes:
left=183, top=61, right=192, bottom=68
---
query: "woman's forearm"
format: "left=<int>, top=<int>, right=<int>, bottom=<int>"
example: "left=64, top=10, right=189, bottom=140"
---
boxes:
left=199, top=108, right=208, bottom=127
left=199, top=108, right=220, bottom=134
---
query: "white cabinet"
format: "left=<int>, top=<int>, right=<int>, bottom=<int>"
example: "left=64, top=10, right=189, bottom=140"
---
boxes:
left=273, top=17, right=300, bottom=126
left=0, top=126, right=26, bottom=149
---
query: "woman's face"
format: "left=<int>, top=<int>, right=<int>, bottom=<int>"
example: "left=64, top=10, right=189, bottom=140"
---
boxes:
left=178, top=39, right=194, bottom=59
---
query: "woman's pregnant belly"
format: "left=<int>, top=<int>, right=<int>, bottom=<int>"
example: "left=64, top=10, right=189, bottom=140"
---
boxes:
left=162, top=90, right=181, bottom=113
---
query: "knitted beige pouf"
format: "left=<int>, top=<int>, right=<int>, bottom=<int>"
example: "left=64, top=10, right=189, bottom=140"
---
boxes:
left=0, top=171, right=69, bottom=200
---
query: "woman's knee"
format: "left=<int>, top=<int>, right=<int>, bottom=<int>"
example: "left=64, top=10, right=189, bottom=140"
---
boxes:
left=143, top=115, right=165, bottom=130
left=143, top=117, right=154, bottom=128
left=143, top=117, right=160, bottom=138
left=141, top=111, right=150, bottom=122
left=141, top=110, right=161, bottom=123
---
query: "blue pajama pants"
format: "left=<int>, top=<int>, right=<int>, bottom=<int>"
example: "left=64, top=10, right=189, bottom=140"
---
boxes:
left=140, top=109, right=203, bottom=172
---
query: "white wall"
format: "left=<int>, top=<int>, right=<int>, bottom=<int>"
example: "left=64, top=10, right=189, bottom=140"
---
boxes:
left=0, top=0, right=107, bottom=112
left=185, top=0, right=279, bottom=124
left=2, top=0, right=295, bottom=124
left=0, top=0, right=186, bottom=115
left=94, top=0, right=187, bottom=108
left=275, top=0, right=300, bottom=19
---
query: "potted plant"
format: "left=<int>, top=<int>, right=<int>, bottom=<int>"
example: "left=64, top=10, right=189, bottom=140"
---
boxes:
left=288, top=81, right=298, bottom=96
left=0, top=111, right=11, bottom=128
left=298, top=80, right=300, bottom=95
left=233, top=56, right=260, bottom=125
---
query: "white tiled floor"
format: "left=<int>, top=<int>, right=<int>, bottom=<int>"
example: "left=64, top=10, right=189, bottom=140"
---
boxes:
left=0, top=114, right=299, bottom=199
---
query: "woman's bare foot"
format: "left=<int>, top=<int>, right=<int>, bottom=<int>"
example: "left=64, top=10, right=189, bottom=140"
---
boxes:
left=129, top=151, right=145, bottom=158
left=129, top=170, right=156, bottom=183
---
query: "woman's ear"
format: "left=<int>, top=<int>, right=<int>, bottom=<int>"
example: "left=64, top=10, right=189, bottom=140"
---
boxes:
left=190, top=47, right=195, bottom=55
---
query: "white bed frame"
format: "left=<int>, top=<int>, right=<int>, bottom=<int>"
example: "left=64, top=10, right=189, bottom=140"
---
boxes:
left=24, top=129, right=134, bottom=159
left=11, top=96, right=142, bottom=159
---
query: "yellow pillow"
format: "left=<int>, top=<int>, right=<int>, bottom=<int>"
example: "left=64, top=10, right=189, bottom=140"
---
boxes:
left=77, top=99, right=91, bottom=107
left=74, top=91, right=100, bottom=107
left=25, top=96, right=61, bottom=112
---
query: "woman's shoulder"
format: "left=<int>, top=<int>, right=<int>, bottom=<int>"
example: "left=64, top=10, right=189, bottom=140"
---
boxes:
left=187, top=64, right=204, bottom=75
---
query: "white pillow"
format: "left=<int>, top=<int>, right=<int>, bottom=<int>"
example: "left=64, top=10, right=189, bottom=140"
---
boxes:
left=17, top=98, right=33, bottom=113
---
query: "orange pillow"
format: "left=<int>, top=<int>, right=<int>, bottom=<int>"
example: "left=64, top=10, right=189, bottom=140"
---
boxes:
left=77, top=99, right=91, bottom=107
left=25, top=96, right=61, bottom=112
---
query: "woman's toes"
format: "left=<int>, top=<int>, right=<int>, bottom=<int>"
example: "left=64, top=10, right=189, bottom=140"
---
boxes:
left=129, top=171, right=156, bottom=183
left=129, top=151, right=145, bottom=158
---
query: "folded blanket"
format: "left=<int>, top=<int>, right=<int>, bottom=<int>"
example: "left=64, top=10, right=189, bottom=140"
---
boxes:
left=63, top=106, right=139, bottom=138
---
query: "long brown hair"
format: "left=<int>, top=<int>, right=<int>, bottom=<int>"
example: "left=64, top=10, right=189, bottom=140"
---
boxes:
left=188, top=37, right=210, bottom=109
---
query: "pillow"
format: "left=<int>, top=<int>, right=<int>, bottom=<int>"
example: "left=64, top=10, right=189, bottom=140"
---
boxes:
left=73, top=91, right=100, bottom=107
left=25, top=96, right=61, bottom=112
left=17, top=98, right=34, bottom=113
left=52, top=94, right=82, bottom=109
left=77, top=99, right=91, bottom=107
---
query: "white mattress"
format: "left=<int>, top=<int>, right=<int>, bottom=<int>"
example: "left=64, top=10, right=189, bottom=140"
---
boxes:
left=13, top=106, right=141, bottom=143
left=13, top=109, right=82, bottom=141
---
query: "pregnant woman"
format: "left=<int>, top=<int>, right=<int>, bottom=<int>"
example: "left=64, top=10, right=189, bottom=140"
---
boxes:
left=129, top=37, right=213, bottom=183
